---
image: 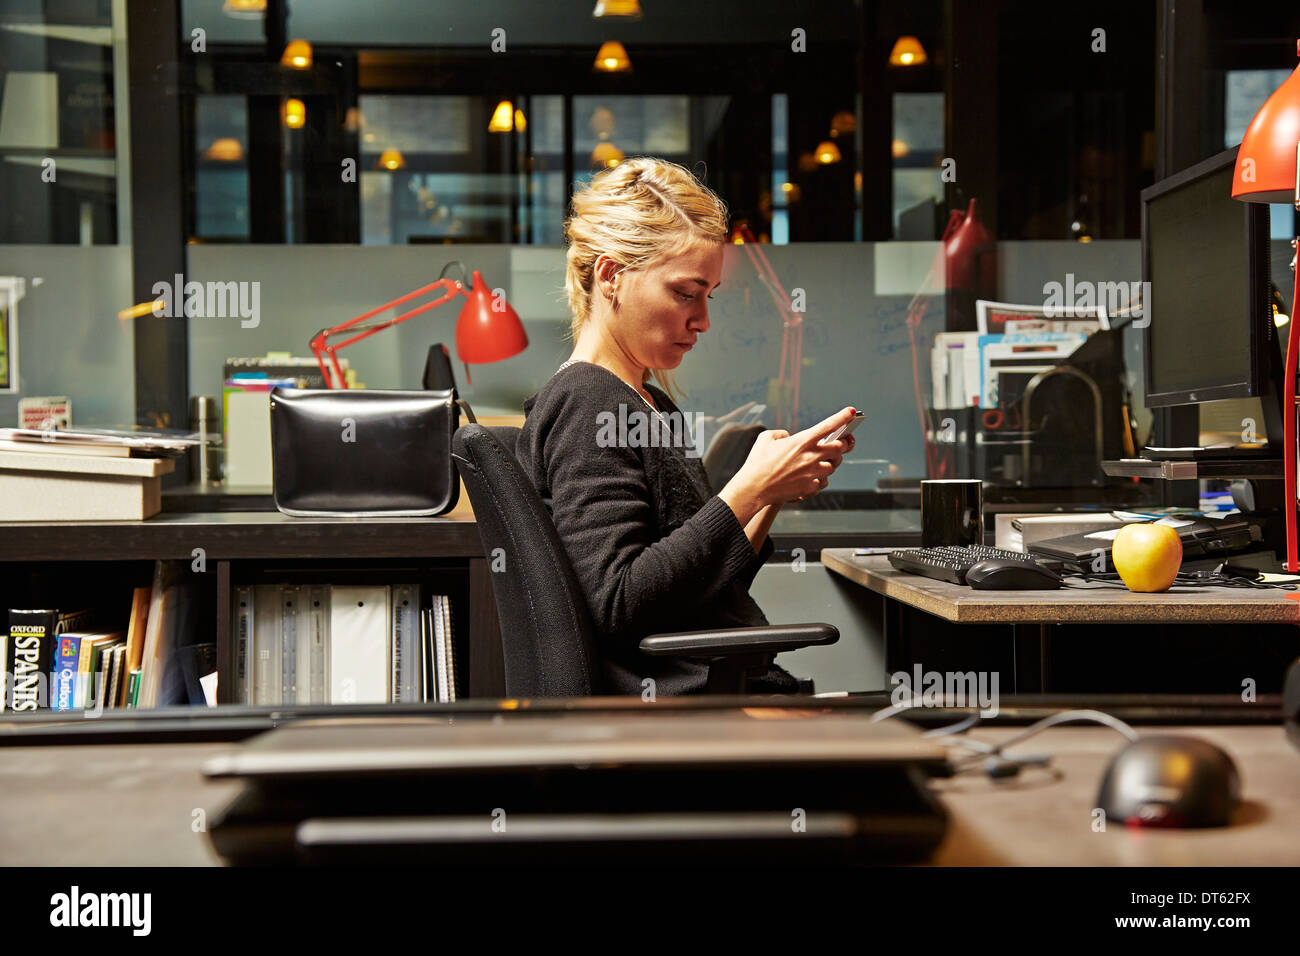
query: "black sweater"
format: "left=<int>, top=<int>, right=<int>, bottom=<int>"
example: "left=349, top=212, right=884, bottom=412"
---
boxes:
left=517, top=361, right=774, bottom=695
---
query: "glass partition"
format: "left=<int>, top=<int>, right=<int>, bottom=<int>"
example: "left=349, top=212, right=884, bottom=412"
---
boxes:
left=162, top=0, right=1178, bottom=537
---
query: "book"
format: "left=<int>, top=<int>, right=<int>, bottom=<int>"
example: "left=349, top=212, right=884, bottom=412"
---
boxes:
left=82, top=634, right=124, bottom=709
left=0, top=439, right=131, bottom=458
left=137, top=561, right=191, bottom=709
left=5, top=608, right=93, bottom=711
left=233, top=586, right=251, bottom=705
left=124, top=587, right=150, bottom=681
left=17, top=395, right=71, bottom=431
left=114, top=646, right=129, bottom=707
left=127, top=669, right=141, bottom=707
left=52, top=632, right=84, bottom=711
left=76, top=632, right=123, bottom=709
left=0, top=426, right=198, bottom=456
left=328, top=585, right=389, bottom=704
left=103, top=644, right=122, bottom=709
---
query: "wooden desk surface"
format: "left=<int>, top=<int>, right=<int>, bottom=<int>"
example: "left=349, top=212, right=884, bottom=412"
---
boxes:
left=1, top=724, right=1295, bottom=866
left=821, top=549, right=1300, bottom=624
left=930, top=724, right=1300, bottom=866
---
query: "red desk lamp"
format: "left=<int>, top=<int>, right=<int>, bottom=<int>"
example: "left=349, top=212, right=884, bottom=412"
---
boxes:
left=310, top=262, right=528, bottom=388
left=1233, top=40, right=1300, bottom=571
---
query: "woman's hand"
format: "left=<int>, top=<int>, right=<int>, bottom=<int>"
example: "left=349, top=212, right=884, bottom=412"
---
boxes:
left=718, top=407, right=858, bottom=523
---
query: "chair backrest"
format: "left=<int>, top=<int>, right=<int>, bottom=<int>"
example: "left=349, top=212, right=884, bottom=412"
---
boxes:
left=452, top=423, right=600, bottom=696
left=703, top=423, right=763, bottom=492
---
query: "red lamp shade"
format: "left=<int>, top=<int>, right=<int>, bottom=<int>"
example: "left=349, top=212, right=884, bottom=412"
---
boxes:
left=455, top=269, right=529, bottom=364
left=1232, top=40, right=1300, bottom=572
left=1232, top=42, right=1300, bottom=203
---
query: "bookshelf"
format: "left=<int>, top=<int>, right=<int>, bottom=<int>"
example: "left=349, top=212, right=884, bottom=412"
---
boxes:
left=0, top=512, right=506, bottom=715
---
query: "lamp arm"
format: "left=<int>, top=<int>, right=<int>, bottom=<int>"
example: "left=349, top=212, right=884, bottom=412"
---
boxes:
left=309, top=278, right=465, bottom=389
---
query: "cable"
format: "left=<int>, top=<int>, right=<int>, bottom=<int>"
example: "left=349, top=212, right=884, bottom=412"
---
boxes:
left=920, top=714, right=979, bottom=738
left=1062, top=568, right=1296, bottom=591
left=438, top=260, right=469, bottom=284
left=979, top=708, right=1139, bottom=750
left=880, top=703, right=1140, bottom=779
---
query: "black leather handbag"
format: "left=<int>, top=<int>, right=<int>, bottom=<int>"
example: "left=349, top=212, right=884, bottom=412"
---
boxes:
left=269, top=386, right=476, bottom=517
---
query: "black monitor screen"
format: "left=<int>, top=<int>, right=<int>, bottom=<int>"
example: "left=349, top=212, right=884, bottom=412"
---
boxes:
left=1143, top=156, right=1266, bottom=406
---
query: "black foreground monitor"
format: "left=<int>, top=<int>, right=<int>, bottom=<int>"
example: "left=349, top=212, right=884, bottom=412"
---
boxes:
left=1141, top=147, right=1277, bottom=415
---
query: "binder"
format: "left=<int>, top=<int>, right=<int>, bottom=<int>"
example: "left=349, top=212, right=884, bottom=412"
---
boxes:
left=306, top=586, right=329, bottom=705
left=329, top=585, right=389, bottom=704
left=422, top=607, right=436, bottom=702
left=251, top=584, right=281, bottom=707
left=280, top=586, right=300, bottom=704
left=440, top=595, right=456, bottom=703
left=432, top=598, right=447, bottom=703
left=427, top=594, right=456, bottom=703
left=234, top=587, right=252, bottom=705
left=390, top=584, right=419, bottom=703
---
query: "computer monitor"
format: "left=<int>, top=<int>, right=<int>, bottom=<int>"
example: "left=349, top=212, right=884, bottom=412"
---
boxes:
left=1140, top=147, right=1281, bottom=440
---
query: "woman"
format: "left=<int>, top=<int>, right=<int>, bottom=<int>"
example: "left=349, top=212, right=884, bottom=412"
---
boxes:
left=517, top=157, right=856, bottom=695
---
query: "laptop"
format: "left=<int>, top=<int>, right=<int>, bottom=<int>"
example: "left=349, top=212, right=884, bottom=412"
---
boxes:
left=1028, top=516, right=1262, bottom=571
left=203, top=710, right=950, bottom=865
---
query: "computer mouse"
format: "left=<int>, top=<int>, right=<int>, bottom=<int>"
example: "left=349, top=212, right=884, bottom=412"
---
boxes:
left=963, top=558, right=1062, bottom=590
left=1096, top=735, right=1240, bottom=828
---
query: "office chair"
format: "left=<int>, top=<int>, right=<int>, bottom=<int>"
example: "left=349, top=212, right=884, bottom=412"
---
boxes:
left=452, top=424, right=838, bottom=696
left=702, top=423, right=764, bottom=493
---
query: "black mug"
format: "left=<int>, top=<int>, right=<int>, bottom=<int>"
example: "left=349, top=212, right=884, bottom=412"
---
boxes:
left=921, top=479, right=984, bottom=547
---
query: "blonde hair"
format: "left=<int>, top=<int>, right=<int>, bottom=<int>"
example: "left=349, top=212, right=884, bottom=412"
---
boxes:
left=563, top=157, right=729, bottom=402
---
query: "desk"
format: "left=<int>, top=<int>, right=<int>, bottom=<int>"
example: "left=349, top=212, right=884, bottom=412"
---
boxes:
left=820, top=550, right=1300, bottom=691
left=2, top=723, right=1295, bottom=866
left=930, top=724, right=1300, bottom=865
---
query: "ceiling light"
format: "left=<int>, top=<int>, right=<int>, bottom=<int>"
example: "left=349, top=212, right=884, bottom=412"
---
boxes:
left=223, top=0, right=266, bottom=17
left=591, top=141, right=624, bottom=168
left=593, top=41, right=631, bottom=73
left=814, top=140, right=842, bottom=164
left=204, top=137, right=244, bottom=161
left=592, top=0, right=642, bottom=18
left=489, top=100, right=514, bottom=133
left=889, top=36, right=928, bottom=67
left=281, top=39, right=312, bottom=69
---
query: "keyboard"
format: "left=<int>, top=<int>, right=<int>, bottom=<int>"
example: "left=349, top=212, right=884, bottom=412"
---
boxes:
left=1142, top=445, right=1272, bottom=461
left=887, top=545, right=1051, bottom=585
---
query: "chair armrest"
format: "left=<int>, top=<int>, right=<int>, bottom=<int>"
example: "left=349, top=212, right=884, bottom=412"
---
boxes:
left=638, top=623, right=838, bottom=658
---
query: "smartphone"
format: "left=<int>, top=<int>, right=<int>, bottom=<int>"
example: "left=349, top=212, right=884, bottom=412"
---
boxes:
left=819, top=412, right=865, bottom=445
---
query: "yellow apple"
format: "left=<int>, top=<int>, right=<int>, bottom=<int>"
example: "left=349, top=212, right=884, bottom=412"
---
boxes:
left=1111, top=522, right=1183, bottom=592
